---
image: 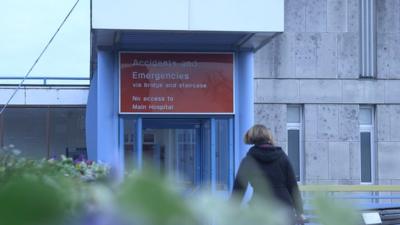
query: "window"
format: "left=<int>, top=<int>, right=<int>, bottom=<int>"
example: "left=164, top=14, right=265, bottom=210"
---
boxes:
left=359, top=106, right=374, bottom=183
left=3, top=108, right=47, bottom=159
left=287, top=105, right=303, bottom=182
left=1, top=107, right=86, bottom=160
left=360, top=0, right=376, bottom=77
left=50, top=108, right=86, bottom=159
left=123, top=118, right=138, bottom=172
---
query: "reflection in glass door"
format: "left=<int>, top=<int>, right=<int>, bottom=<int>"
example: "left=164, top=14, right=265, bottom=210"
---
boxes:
left=122, top=117, right=233, bottom=193
left=141, top=119, right=210, bottom=189
left=175, top=128, right=197, bottom=187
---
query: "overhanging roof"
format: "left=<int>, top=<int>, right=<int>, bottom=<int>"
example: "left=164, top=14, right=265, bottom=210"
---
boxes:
left=91, top=0, right=284, bottom=32
left=93, top=30, right=278, bottom=51
left=90, top=0, right=283, bottom=75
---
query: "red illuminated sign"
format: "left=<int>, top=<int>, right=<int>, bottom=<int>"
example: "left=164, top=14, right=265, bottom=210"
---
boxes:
left=119, top=52, right=234, bottom=114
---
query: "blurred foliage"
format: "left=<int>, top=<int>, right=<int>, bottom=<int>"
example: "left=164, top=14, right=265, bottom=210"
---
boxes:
left=117, top=170, right=197, bottom=225
left=0, top=145, right=110, bottom=225
left=0, top=175, right=70, bottom=225
left=0, top=145, right=362, bottom=225
left=312, top=194, right=361, bottom=225
left=0, top=146, right=109, bottom=183
left=189, top=194, right=290, bottom=225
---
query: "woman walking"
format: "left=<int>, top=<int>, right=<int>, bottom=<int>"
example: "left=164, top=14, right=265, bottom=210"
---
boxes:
left=232, top=124, right=305, bottom=224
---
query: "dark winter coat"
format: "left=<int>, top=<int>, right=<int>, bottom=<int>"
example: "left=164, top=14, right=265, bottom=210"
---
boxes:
left=232, top=144, right=304, bottom=215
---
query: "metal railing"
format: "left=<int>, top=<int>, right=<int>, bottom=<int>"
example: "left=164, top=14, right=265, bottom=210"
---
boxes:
left=0, top=76, right=90, bottom=86
left=300, top=185, right=400, bottom=215
left=301, top=185, right=400, bottom=192
left=299, top=185, right=400, bottom=224
left=300, top=185, right=400, bottom=209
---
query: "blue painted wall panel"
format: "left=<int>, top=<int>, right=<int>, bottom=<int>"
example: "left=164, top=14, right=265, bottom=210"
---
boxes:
left=235, top=51, right=254, bottom=201
left=95, top=50, right=119, bottom=168
left=236, top=52, right=254, bottom=163
left=86, top=70, right=98, bottom=160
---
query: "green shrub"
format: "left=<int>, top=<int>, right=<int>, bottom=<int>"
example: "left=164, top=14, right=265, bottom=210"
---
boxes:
left=0, top=146, right=361, bottom=225
left=0, top=146, right=111, bottom=225
left=0, top=146, right=110, bottom=183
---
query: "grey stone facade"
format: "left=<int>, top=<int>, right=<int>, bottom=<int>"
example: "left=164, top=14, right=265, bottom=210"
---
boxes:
left=254, top=0, right=400, bottom=184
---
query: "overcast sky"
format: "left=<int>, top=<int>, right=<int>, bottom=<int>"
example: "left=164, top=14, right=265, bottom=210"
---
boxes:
left=0, top=0, right=89, bottom=78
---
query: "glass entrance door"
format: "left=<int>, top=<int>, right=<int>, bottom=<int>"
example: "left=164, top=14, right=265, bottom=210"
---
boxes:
left=122, top=117, right=234, bottom=193
left=142, top=119, right=210, bottom=189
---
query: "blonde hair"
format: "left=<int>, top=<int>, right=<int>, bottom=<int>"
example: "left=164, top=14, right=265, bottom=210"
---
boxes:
left=244, top=124, right=275, bottom=145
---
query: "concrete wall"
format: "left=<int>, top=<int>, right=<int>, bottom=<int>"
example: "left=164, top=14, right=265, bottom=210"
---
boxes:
left=377, top=0, right=400, bottom=79
left=255, top=0, right=360, bottom=79
left=254, top=79, right=400, bottom=104
left=304, top=104, right=360, bottom=184
left=254, top=0, right=400, bottom=184
left=377, top=105, right=400, bottom=185
left=254, top=104, right=287, bottom=151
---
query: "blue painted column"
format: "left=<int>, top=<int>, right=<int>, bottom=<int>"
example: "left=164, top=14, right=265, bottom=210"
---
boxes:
left=86, top=49, right=120, bottom=174
left=235, top=51, right=254, bottom=201
left=86, top=69, right=98, bottom=160
left=235, top=51, right=254, bottom=167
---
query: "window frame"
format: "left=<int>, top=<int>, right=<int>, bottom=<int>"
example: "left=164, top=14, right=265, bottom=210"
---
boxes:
left=287, top=105, right=304, bottom=183
left=359, top=105, right=375, bottom=184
